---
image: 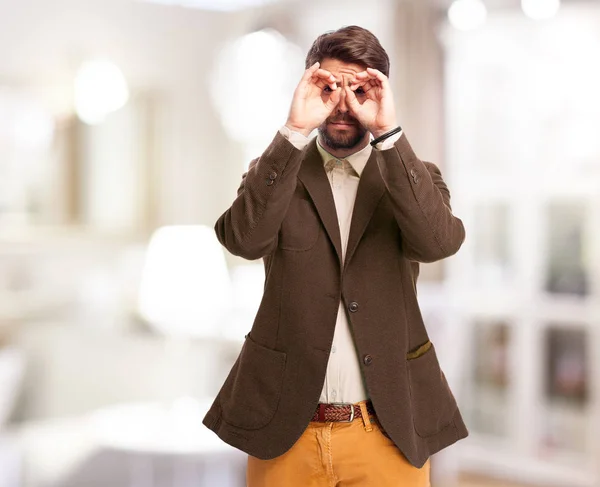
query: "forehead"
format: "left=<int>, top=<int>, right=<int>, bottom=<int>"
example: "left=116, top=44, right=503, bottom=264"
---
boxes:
left=319, top=58, right=366, bottom=79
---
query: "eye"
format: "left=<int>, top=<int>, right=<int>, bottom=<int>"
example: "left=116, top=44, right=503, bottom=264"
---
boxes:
left=355, top=87, right=366, bottom=95
left=323, top=86, right=333, bottom=93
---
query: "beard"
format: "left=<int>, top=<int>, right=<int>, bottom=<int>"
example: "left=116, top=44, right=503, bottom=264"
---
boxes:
left=318, top=115, right=368, bottom=150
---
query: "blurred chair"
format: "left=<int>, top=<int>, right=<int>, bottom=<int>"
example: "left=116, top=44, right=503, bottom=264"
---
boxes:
left=86, top=398, right=246, bottom=487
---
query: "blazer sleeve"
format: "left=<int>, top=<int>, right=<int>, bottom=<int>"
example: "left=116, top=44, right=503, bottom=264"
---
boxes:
left=215, top=131, right=305, bottom=260
left=376, top=132, right=466, bottom=263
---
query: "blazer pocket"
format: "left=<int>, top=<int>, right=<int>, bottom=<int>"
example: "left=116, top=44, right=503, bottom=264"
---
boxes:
left=219, top=334, right=287, bottom=430
left=406, top=341, right=458, bottom=438
left=406, top=339, right=432, bottom=360
left=279, top=198, right=320, bottom=251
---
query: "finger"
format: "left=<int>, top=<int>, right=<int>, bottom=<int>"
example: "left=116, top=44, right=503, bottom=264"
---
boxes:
left=367, top=67, right=385, bottom=78
left=353, top=69, right=387, bottom=84
left=352, top=76, right=378, bottom=87
left=302, top=62, right=320, bottom=82
left=350, top=71, right=377, bottom=89
left=313, top=69, right=337, bottom=89
left=362, top=80, right=378, bottom=93
left=325, top=87, right=342, bottom=111
left=314, top=68, right=333, bottom=78
left=296, top=62, right=321, bottom=94
left=349, top=78, right=368, bottom=89
left=350, top=79, right=376, bottom=92
left=313, top=78, right=338, bottom=92
left=353, top=71, right=372, bottom=81
left=366, top=68, right=390, bottom=89
left=344, top=86, right=362, bottom=114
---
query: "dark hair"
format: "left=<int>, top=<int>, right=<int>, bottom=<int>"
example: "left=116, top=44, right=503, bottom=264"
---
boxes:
left=305, top=25, right=390, bottom=77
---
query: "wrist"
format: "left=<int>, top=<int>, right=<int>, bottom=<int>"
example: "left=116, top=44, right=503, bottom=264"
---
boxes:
left=285, top=122, right=312, bottom=138
left=370, top=125, right=403, bottom=148
left=371, top=125, right=398, bottom=139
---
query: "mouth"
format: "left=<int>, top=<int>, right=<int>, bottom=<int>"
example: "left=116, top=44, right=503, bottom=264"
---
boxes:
left=330, top=122, right=355, bottom=129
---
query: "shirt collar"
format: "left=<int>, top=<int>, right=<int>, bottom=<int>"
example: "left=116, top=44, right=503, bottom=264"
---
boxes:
left=316, top=137, right=372, bottom=178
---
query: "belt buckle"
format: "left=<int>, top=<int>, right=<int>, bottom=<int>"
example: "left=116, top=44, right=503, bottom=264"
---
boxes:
left=330, top=403, right=355, bottom=422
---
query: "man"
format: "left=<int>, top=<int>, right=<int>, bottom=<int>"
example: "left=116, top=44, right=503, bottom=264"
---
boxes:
left=203, top=25, right=468, bottom=486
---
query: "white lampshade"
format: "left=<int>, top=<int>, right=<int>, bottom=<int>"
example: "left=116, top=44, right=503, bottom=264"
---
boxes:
left=210, top=29, right=304, bottom=166
left=138, top=225, right=231, bottom=337
left=220, top=263, right=265, bottom=341
left=74, top=59, right=129, bottom=125
left=231, top=263, right=264, bottom=311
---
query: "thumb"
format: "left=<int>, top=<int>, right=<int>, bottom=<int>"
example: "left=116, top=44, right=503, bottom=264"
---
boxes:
left=344, top=86, right=361, bottom=116
left=325, top=87, right=342, bottom=111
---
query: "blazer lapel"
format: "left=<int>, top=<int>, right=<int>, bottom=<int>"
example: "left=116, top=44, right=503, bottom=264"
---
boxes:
left=297, top=139, right=343, bottom=265
left=344, top=150, right=386, bottom=270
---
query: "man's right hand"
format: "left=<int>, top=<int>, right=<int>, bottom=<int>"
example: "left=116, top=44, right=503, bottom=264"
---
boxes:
left=285, top=62, right=341, bottom=137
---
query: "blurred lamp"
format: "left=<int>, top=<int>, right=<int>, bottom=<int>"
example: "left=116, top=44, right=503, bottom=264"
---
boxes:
left=74, top=60, right=129, bottom=125
left=521, top=0, right=560, bottom=20
left=210, top=28, right=303, bottom=166
left=221, top=263, right=265, bottom=341
left=448, top=0, right=487, bottom=31
left=138, top=225, right=231, bottom=338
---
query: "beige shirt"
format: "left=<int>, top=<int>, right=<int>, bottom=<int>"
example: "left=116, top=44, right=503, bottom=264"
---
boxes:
left=279, top=125, right=402, bottom=404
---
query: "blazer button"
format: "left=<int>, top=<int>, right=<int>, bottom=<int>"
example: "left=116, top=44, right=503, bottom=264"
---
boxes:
left=348, top=301, right=359, bottom=313
left=410, top=169, right=418, bottom=181
left=363, top=354, right=373, bottom=365
left=269, top=171, right=277, bottom=180
left=266, top=179, right=275, bottom=186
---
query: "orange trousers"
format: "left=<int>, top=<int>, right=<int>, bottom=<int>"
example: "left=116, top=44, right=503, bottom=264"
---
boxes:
left=247, top=400, right=430, bottom=486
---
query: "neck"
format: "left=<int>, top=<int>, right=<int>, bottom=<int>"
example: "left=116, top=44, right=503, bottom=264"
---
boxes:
left=317, top=134, right=371, bottom=159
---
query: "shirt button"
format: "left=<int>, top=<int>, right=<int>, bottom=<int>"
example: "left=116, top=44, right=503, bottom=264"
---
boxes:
left=363, top=354, right=373, bottom=365
left=348, top=302, right=359, bottom=313
left=266, top=179, right=274, bottom=186
left=332, top=389, right=337, bottom=398
left=331, top=345, right=337, bottom=353
left=269, top=171, right=277, bottom=180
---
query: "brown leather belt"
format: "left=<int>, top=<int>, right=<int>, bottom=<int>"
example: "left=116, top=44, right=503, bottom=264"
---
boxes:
left=311, top=399, right=376, bottom=422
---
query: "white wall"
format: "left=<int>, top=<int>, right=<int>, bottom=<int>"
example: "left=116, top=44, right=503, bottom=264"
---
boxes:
left=0, top=0, right=261, bottom=231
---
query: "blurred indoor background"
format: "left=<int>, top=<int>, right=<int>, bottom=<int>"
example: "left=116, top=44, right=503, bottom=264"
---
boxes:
left=0, top=0, right=598, bottom=486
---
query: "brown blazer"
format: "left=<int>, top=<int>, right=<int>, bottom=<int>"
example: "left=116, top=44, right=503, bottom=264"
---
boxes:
left=202, top=130, right=469, bottom=468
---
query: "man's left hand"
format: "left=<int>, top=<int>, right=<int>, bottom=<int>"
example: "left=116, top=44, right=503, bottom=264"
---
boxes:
left=345, top=68, right=398, bottom=139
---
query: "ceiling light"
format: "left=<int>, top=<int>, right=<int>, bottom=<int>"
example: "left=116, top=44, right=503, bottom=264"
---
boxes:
left=521, top=0, right=560, bottom=20
left=448, top=0, right=488, bottom=31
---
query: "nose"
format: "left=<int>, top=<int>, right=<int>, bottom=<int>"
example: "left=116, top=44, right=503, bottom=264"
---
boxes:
left=337, top=86, right=348, bottom=113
